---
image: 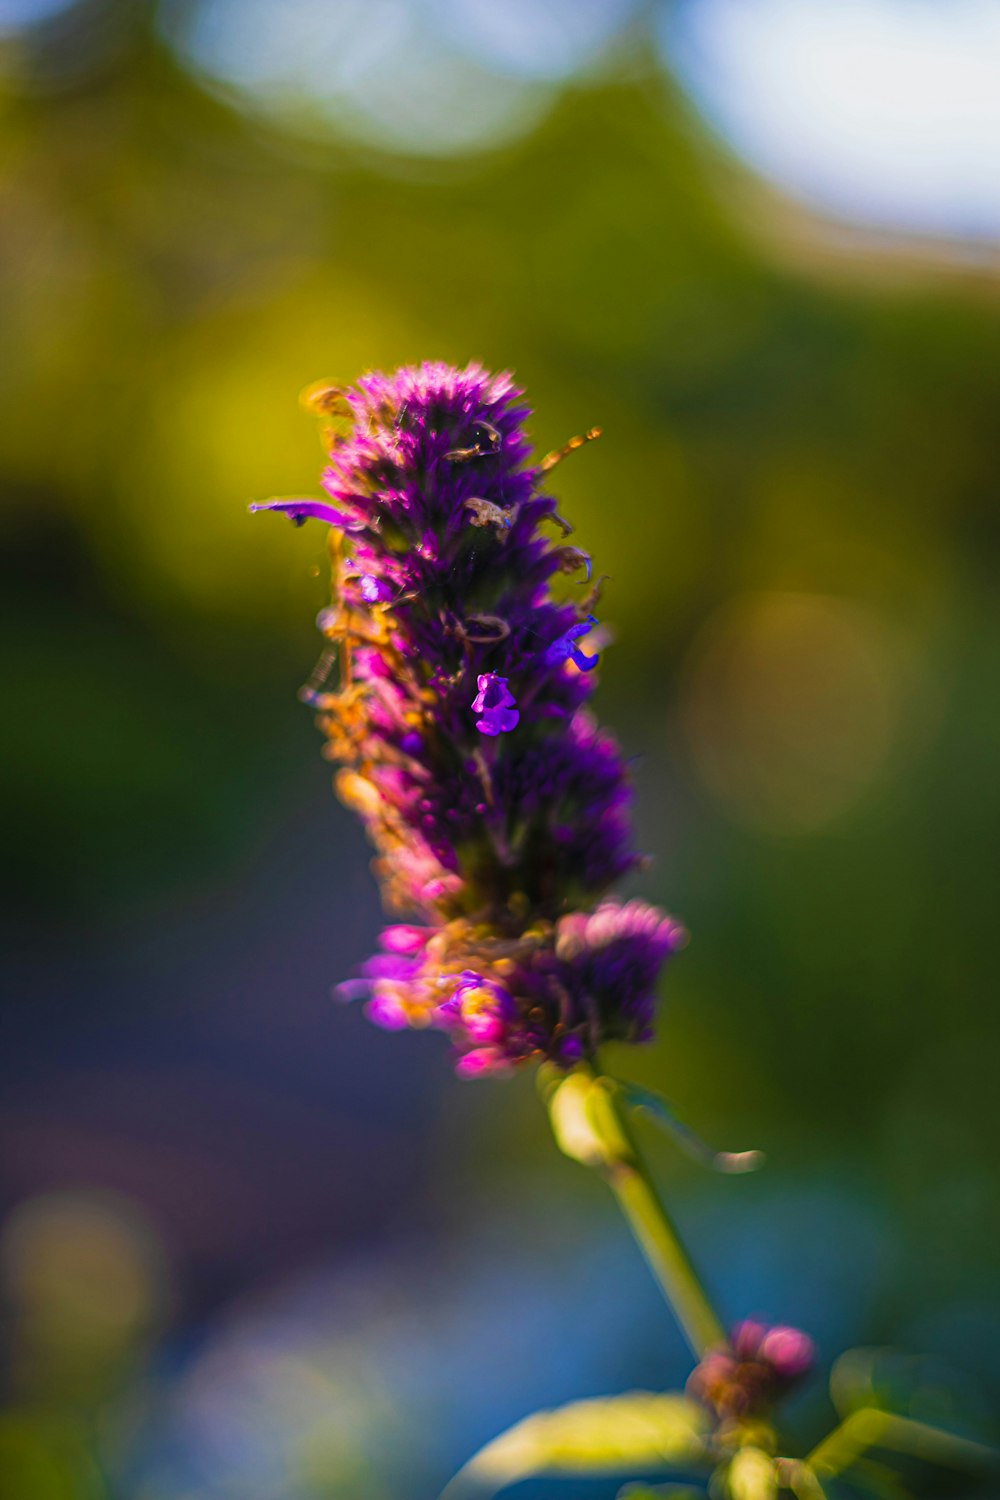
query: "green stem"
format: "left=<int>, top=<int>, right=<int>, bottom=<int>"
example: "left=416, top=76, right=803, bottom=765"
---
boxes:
left=544, top=1066, right=725, bottom=1359
left=604, top=1144, right=725, bottom=1360
left=807, top=1409, right=1000, bottom=1483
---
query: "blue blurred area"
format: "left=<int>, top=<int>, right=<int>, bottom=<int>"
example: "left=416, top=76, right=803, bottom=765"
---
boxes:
left=1, top=2, right=999, bottom=1496
left=661, top=0, right=1000, bottom=241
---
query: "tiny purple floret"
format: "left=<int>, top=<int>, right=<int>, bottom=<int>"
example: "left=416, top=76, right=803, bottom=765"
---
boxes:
left=472, top=673, right=520, bottom=736
left=249, top=498, right=363, bottom=531
left=455, top=1046, right=509, bottom=1079
left=359, top=574, right=393, bottom=603
left=380, top=925, right=431, bottom=955
left=366, top=992, right=410, bottom=1031
left=546, top=616, right=600, bottom=672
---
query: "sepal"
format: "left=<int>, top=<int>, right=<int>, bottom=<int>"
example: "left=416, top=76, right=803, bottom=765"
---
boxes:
left=542, top=1068, right=631, bottom=1169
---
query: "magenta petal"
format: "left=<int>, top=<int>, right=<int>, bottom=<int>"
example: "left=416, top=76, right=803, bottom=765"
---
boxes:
left=363, top=953, right=420, bottom=981
left=249, top=498, right=363, bottom=531
left=335, top=979, right=371, bottom=1003
left=359, top=574, right=393, bottom=602
left=379, top=925, right=431, bottom=955
left=455, top=1047, right=507, bottom=1078
left=760, top=1326, right=815, bottom=1379
left=365, top=993, right=409, bottom=1030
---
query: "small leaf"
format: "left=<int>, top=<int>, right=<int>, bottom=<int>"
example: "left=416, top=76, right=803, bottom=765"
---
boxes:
left=619, top=1083, right=764, bottom=1175
left=829, top=1346, right=987, bottom=1429
left=830, top=1348, right=925, bottom=1418
left=440, top=1391, right=710, bottom=1498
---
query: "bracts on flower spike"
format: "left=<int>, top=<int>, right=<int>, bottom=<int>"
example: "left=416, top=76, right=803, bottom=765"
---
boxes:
left=253, top=360, right=684, bottom=1075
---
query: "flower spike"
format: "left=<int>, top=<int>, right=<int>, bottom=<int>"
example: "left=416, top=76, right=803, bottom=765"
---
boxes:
left=254, top=362, right=683, bottom=1074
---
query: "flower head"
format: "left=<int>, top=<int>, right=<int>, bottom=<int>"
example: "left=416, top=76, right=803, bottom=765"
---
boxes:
left=256, top=361, right=683, bottom=1074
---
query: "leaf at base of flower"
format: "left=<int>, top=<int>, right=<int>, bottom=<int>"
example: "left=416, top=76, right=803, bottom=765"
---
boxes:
left=617, top=1082, right=765, bottom=1174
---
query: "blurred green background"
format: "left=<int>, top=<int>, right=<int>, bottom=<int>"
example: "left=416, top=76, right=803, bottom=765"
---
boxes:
left=2, top=2, right=999, bottom=1496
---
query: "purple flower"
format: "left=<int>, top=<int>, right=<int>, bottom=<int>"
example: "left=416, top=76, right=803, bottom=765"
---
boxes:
left=556, top=900, right=686, bottom=1045
left=248, top=498, right=363, bottom=530
left=472, top=674, right=520, bottom=736
left=455, top=1046, right=512, bottom=1079
left=366, top=992, right=410, bottom=1031
left=546, top=616, right=600, bottom=672
left=358, top=573, right=393, bottom=603
left=379, top=925, right=431, bottom=955
left=438, top=970, right=515, bottom=1044
left=255, top=362, right=684, bottom=1073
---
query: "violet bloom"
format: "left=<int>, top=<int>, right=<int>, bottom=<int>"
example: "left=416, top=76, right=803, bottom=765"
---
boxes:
left=255, top=361, right=683, bottom=1074
left=472, top=674, right=519, bottom=736
left=556, top=900, right=687, bottom=1046
left=546, top=616, right=600, bottom=672
left=249, top=497, right=362, bottom=530
left=359, top=573, right=393, bottom=604
left=438, top=971, right=515, bottom=1044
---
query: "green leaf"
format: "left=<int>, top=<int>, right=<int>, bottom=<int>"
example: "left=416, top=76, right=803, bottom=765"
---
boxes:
left=439, top=1391, right=710, bottom=1498
left=617, top=1083, right=764, bottom=1175
left=617, top=1487, right=707, bottom=1499
left=617, top=1485, right=708, bottom=1498
left=829, top=1346, right=990, bottom=1429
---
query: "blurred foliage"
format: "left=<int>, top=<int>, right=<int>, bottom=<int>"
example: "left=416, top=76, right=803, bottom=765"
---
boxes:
left=441, top=1390, right=708, bottom=1497
left=2, top=2, right=999, bottom=1498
